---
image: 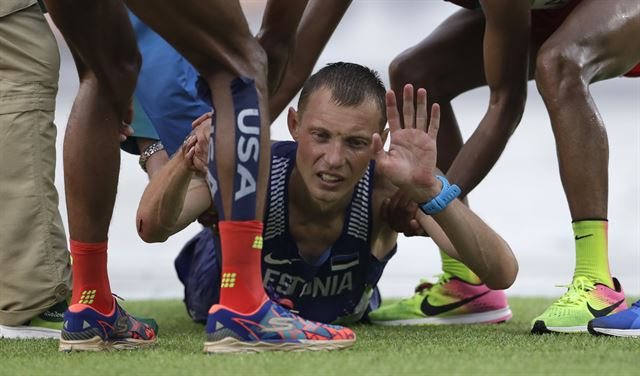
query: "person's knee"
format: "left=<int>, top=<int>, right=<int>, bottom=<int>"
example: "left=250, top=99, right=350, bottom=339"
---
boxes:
left=257, top=30, right=290, bottom=71
left=76, top=49, right=141, bottom=116
left=535, top=44, right=588, bottom=101
left=389, top=49, right=422, bottom=89
left=202, top=38, right=268, bottom=96
left=104, top=49, right=141, bottom=106
left=389, top=47, right=453, bottom=101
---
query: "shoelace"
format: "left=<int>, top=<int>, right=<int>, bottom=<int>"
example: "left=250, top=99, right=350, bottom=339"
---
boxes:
left=276, top=299, right=300, bottom=315
left=112, top=293, right=126, bottom=302
left=553, top=277, right=595, bottom=307
left=411, top=273, right=452, bottom=297
left=413, top=279, right=433, bottom=295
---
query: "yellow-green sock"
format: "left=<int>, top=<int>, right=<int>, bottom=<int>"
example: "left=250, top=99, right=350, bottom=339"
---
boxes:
left=440, top=249, right=481, bottom=284
left=572, top=220, right=613, bottom=288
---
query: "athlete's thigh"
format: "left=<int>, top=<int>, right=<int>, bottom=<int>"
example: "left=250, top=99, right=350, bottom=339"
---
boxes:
left=541, top=0, right=640, bottom=82
left=396, top=9, right=488, bottom=97
left=44, top=0, right=138, bottom=77
left=124, top=0, right=258, bottom=78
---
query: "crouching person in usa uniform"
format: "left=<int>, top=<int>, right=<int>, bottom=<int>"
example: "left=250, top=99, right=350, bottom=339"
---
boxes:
left=136, top=62, right=518, bottom=328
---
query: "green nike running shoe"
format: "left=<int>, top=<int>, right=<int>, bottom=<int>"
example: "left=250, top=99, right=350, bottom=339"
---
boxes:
left=530, top=276, right=627, bottom=334
left=369, top=274, right=511, bottom=325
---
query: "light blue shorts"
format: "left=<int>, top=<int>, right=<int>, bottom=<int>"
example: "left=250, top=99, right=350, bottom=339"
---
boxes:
left=123, top=11, right=212, bottom=156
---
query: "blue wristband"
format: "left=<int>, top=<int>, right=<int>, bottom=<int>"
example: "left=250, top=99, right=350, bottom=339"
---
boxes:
left=419, top=175, right=461, bottom=215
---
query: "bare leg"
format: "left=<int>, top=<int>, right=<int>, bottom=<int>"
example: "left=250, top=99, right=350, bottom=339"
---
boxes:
left=529, top=0, right=640, bottom=333
left=536, top=0, right=640, bottom=220
left=389, top=9, right=487, bottom=175
left=45, top=0, right=140, bottom=242
left=44, top=2, right=159, bottom=347
left=45, top=0, right=140, bottom=314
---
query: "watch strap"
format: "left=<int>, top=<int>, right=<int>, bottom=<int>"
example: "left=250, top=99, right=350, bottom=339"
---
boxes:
left=419, top=175, right=461, bottom=215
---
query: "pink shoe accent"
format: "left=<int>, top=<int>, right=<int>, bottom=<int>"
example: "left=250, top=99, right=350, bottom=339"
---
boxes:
left=442, top=278, right=509, bottom=315
left=208, top=296, right=269, bottom=315
left=591, top=279, right=628, bottom=313
left=68, top=299, right=117, bottom=316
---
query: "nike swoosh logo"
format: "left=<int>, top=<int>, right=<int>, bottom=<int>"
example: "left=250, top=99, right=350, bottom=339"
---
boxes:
left=421, top=290, right=490, bottom=316
left=331, top=259, right=359, bottom=271
left=574, top=234, right=593, bottom=240
left=587, top=299, right=625, bottom=318
left=264, top=253, right=298, bottom=265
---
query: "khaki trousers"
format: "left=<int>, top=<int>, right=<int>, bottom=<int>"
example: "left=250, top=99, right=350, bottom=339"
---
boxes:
left=0, top=4, right=71, bottom=325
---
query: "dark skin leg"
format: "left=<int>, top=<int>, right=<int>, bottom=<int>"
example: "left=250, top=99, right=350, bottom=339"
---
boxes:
left=386, top=8, right=537, bottom=241
left=124, top=0, right=270, bottom=220
left=389, top=9, right=487, bottom=174
left=390, top=8, right=538, bottom=190
left=45, top=0, right=272, bottom=239
left=44, top=0, right=140, bottom=242
left=535, top=0, right=640, bottom=220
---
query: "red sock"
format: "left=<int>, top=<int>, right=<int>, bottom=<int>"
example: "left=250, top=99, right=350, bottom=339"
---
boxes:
left=217, top=220, right=267, bottom=313
left=70, top=240, right=113, bottom=314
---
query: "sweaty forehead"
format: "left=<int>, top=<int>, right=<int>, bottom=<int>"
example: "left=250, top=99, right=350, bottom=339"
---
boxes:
left=300, top=88, right=383, bottom=132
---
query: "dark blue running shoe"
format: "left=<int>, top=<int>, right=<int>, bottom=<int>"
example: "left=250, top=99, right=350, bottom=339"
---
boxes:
left=204, top=299, right=355, bottom=353
left=588, top=299, right=640, bottom=337
left=59, top=298, right=158, bottom=351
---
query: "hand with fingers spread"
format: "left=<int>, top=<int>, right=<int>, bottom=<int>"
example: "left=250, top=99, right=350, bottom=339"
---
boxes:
left=373, top=84, right=442, bottom=204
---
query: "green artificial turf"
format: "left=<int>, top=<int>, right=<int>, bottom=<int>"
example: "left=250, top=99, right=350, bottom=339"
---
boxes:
left=1, top=297, right=638, bottom=375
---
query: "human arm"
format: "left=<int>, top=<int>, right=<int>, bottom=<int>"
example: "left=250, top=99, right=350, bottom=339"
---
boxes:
left=446, top=0, right=530, bottom=195
left=267, top=0, right=352, bottom=119
left=416, top=201, right=516, bottom=289
left=373, top=85, right=518, bottom=289
left=256, top=0, right=310, bottom=97
left=136, top=115, right=214, bottom=242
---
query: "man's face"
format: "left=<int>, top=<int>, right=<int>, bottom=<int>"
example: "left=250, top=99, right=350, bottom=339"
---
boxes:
left=288, top=87, right=383, bottom=205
